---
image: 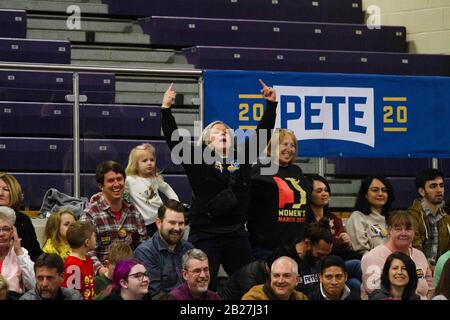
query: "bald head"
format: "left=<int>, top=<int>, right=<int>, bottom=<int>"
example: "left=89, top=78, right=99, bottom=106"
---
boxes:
left=270, top=256, right=300, bottom=300
left=271, top=256, right=298, bottom=275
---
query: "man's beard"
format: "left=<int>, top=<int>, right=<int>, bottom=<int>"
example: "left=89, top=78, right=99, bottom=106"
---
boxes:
left=304, top=249, right=321, bottom=267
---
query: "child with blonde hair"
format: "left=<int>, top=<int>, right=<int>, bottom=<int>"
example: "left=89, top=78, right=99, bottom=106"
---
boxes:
left=125, top=143, right=179, bottom=236
left=42, top=209, right=76, bottom=261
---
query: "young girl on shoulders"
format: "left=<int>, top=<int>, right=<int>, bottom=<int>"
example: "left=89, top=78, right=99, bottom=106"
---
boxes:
left=125, top=143, right=179, bottom=236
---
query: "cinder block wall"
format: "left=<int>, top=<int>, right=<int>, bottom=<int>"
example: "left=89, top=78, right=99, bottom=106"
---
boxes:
left=363, top=0, right=450, bottom=54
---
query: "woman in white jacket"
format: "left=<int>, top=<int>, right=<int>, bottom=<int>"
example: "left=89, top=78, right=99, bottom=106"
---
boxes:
left=0, top=206, right=35, bottom=298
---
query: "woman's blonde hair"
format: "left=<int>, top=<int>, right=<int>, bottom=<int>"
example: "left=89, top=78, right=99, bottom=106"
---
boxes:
left=197, top=120, right=234, bottom=147
left=125, top=143, right=160, bottom=177
left=0, top=172, right=23, bottom=211
left=44, top=208, right=77, bottom=249
left=265, top=129, right=298, bottom=165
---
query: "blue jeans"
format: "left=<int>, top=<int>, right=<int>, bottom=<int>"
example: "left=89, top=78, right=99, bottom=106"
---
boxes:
left=345, top=259, right=362, bottom=295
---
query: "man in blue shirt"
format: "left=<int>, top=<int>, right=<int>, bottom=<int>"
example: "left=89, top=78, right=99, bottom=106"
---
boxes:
left=134, top=199, right=194, bottom=297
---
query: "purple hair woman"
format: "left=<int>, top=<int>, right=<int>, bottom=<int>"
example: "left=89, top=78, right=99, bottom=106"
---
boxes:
left=99, top=258, right=150, bottom=300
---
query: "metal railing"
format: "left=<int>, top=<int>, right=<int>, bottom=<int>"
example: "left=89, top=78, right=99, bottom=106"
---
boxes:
left=0, top=62, right=203, bottom=198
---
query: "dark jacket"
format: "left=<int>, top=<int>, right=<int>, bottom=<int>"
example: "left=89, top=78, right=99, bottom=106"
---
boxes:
left=248, top=162, right=312, bottom=250
left=162, top=101, right=277, bottom=238
left=15, top=211, right=43, bottom=261
left=219, top=259, right=268, bottom=300
left=307, top=284, right=360, bottom=300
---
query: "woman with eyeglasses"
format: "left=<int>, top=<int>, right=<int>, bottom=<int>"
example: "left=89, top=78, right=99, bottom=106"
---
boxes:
left=161, top=80, right=278, bottom=290
left=0, top=172, right=42, bottom=261
left=346, top=175, right=395, bottom=255
left=0, top=206, right=35, bottom=299
left=247, top=128, right=312, bottom=260
left=101, top=258, right=150, bottom=300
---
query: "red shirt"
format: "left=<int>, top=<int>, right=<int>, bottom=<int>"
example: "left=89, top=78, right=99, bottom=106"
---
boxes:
left=111, top=209, right=122, bottom=221
left=62, top=255, right=95, bottom=300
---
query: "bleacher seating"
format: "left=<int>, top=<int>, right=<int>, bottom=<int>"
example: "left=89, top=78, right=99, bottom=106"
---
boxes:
left=0, top=38, right=70, bottom=64
left=0, top=0, right=445, bottom=215
left=0, top=137, right=184, bottom=173
left=0, top=9, right=26, bottom=38
left=13, top=172, right=192, bottom=209
left=388, top=177, right=417, bottom=209
left=0, top=101, right=72, bottom=137
left=104, top=0, right=363, bottom=23
left=327, top=157, right=432, bottom=177
left=438, top=159, right=450, bottom=174
left=139, top=16, right=407, bottom=52
left=81, top=139, right=184, bottom=174
left=13, top=173, right=73, bottom=209
left=0, top=102, right=162, bottom=138
left=0, top=137, right=73, bottom=171
left=183, top=46, right=450, bottom=76
left=80, top=104, right=161, bottom=138
left=0, top=71, right=115, bottom=103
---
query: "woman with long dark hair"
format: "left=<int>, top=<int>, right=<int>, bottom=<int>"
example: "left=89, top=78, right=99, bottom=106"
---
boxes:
left=369, top=252, right=419, bottom=300
left=346, top=175, right=395, bottom=254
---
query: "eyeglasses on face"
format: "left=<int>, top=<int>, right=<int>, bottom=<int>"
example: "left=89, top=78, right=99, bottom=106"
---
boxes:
left=185, top=267, right=210, bottom=275
left=0, top=226, right=13, bottom=233
left=128, top=271, right=149, bottom=281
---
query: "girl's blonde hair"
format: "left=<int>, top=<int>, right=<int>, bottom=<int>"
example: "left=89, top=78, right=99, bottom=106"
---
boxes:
left=125, top=143, right=160, bottom=177
left=44, top=209, right=77, bottom=249
left=265, top=129, right=298, bottom=165
left=197, top=120, right=234, bottom=147
left=0, top=172, right=23, bottom=211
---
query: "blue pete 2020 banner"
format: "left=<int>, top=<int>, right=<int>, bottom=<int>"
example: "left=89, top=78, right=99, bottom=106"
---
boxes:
left=203, top=69, right=450, bottom=158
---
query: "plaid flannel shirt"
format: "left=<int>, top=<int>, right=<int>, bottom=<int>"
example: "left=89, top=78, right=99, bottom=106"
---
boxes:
left=80, top=195, right=148, bottom=273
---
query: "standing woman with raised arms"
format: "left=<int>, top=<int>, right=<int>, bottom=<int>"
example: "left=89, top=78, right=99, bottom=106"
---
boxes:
left=161, top=80, right=278, bottom=290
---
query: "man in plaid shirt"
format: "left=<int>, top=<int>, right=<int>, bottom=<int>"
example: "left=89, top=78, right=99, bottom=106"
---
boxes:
left=80, top=161, right=148, bottom=275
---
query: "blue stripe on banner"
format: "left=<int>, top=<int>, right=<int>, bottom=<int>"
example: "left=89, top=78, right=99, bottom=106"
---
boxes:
left=203, top=69, right=450, bottom=158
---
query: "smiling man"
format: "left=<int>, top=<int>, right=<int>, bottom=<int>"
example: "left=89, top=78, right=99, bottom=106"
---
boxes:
left=408, top=169, right=450, bottom=266
left=134, top=199, right=194, bottom=298
left=242, top=256, right=308, bottom=300
left=80, top=161, right=147, bottom=276
left=170, top=249, right=220, bottom=300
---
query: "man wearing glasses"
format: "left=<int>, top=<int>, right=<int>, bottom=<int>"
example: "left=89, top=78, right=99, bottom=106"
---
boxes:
left=170, top=249, right=220, bottom=300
